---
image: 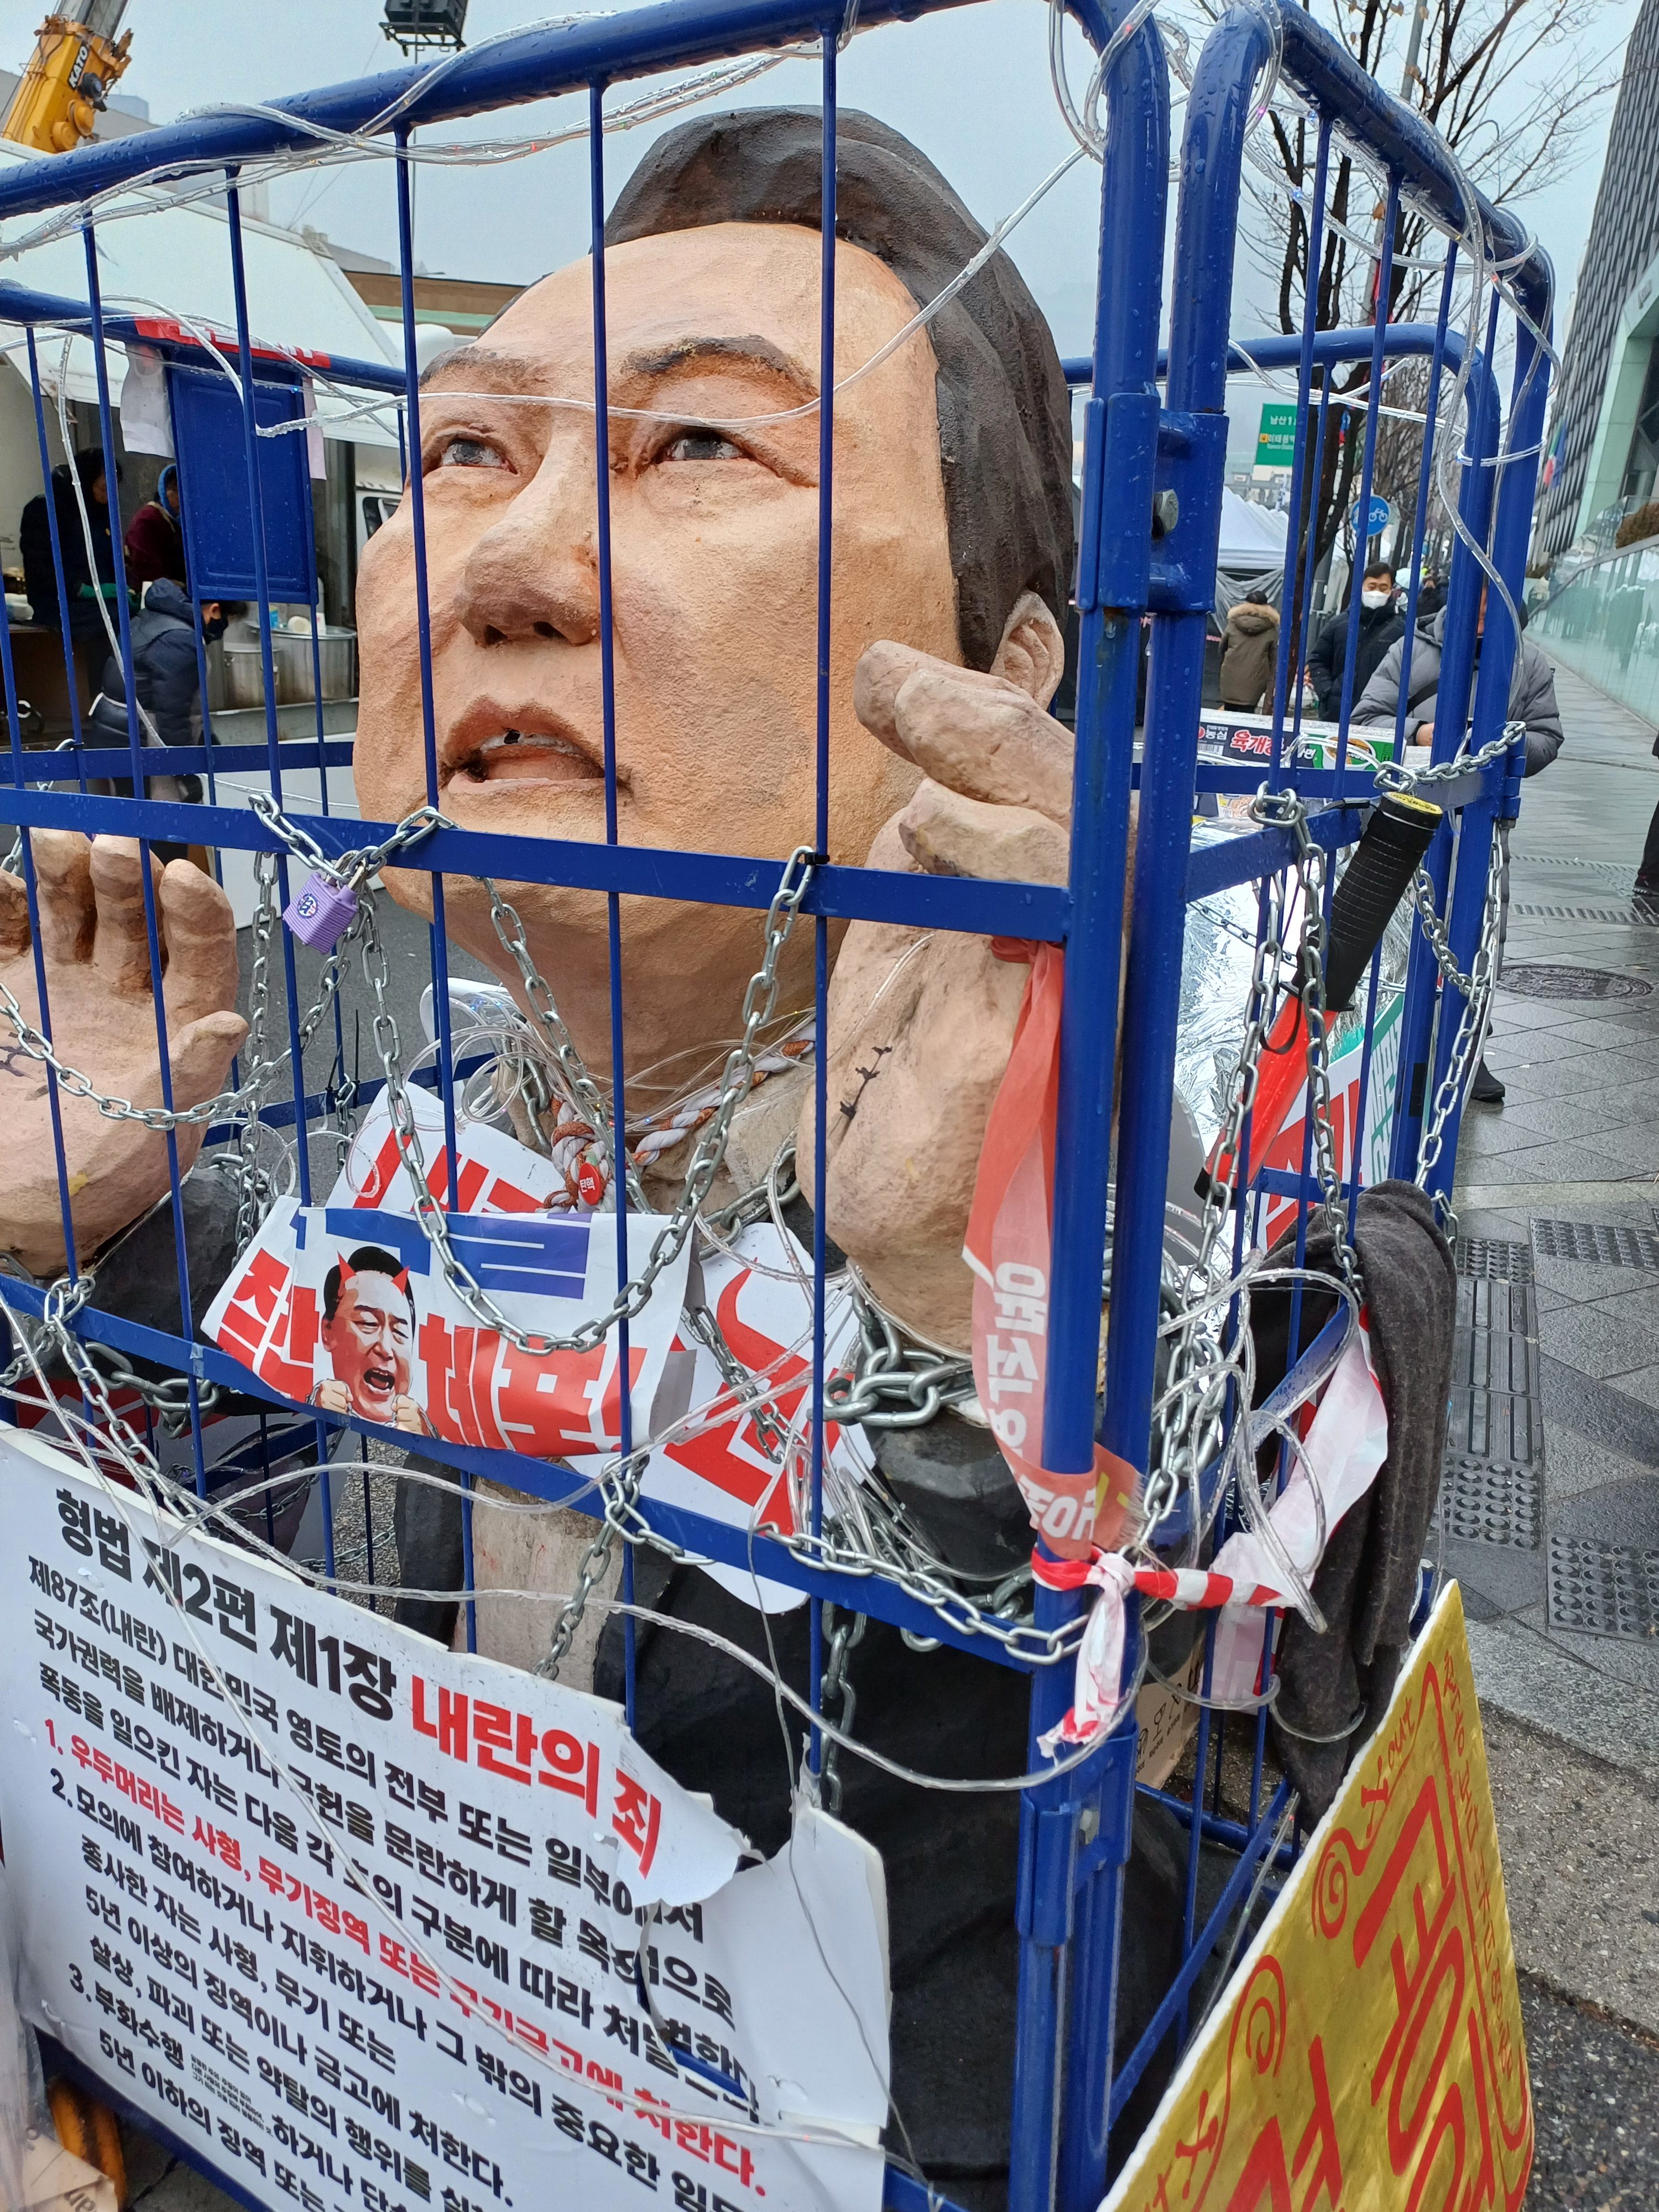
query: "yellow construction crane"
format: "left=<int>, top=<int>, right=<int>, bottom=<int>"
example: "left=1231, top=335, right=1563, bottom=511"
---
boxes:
left=2, top=2, right=132, bottom=155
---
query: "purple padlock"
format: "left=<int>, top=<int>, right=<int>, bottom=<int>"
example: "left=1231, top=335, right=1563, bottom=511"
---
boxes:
left=283, top=869, right=358, bottom=952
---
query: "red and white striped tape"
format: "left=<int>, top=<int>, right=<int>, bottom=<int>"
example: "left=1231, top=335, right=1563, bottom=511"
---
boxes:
left=1032, top=1327, right=1387, bottom=1754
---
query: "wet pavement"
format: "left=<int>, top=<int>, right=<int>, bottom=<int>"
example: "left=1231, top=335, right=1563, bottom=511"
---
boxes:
left=1449, top=657, right=1659, bottom=2207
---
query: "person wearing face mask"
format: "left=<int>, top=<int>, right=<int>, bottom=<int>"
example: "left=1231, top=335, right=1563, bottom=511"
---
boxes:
left=87, top=581, right=246, bottom=862
left=1303, top=560, right=1403, bottom=721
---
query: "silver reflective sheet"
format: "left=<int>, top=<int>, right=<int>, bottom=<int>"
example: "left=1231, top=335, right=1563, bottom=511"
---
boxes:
left=1175, top=818, right=1410, bottom=1156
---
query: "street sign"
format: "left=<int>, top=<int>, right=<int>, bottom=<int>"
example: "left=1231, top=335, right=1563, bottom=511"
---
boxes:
left=1352, top=492, right=1393, bottom=539
left=1256, top=400, right=1297, bottom=466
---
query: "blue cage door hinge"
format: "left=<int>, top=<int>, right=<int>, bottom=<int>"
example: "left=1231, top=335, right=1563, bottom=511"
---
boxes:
left=1015, top=1728, right=1136, bottom=1949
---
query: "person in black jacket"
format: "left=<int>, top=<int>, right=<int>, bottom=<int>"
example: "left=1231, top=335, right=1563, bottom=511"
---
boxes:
left=18, top=447, right=120, bottom=695
left=88, top=578, right=245, bottom=859
left=1303, top=560, right=1403, bottom=719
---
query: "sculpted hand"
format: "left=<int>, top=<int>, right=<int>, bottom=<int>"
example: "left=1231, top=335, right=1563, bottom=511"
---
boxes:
left=0, top=834, right=247, bottom=1279
left=801, top=595, right=1097, bottom=1353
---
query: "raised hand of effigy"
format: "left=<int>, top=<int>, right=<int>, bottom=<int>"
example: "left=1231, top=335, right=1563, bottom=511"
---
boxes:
left=0, top=833, right=246, bottom=1277
left=804, top=595, right=1083, bottom=1354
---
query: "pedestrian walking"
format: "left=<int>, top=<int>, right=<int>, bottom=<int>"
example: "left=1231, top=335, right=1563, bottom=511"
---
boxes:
left=88, top=578, right=245, bottom=861
left=1219, top=588, right=1280, bottom=710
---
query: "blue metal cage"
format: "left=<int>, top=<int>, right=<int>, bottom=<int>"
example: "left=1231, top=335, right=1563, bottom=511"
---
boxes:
left=0, top=3, right=1551, bottom=2208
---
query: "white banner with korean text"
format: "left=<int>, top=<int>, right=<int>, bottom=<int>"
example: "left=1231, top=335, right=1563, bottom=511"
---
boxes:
left=0, top=1431, right=888, bottom=2212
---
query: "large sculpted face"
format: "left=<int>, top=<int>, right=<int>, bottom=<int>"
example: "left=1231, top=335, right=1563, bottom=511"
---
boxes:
left=353, top=222, right=959, bottom=1076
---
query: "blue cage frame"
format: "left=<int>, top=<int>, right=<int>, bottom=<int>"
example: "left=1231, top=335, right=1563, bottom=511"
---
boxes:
left=0, top=3, right=1551, bottom=2209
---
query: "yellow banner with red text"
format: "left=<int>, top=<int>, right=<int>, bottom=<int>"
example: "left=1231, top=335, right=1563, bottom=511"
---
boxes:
left=1104, top=1582, right=1531, bottom=2212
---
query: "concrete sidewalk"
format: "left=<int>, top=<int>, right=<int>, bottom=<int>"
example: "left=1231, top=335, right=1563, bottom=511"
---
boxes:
left=1447, top=656, right=1659, bottom=2206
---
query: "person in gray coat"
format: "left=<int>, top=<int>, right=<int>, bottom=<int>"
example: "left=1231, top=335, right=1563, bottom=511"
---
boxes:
left=1353, top=585, right=1563, bottom=1104
left=1352, top=588, right=1563, bottom=775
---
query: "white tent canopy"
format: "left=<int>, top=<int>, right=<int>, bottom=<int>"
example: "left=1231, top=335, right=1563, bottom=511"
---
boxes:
left=1215, top=486, right=1290, bottom=612
left=0, top=140, right=403, bottom=449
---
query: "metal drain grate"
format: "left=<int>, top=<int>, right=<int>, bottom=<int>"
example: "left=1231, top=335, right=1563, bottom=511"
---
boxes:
left=1454, top=1237, right=1533, bottom=1282
left=1500, top=964, right=1654, bottom=1000
left=1547, top=1538, right=1659, bottom=1640
left=1533, top=1218, right=1659, bottom=1270
left=1511, top=902, right=1657, bottom=925
left=1509, top=855, right=1642, bottom=880
left=1437, top=1457, right=1541, bottom=1548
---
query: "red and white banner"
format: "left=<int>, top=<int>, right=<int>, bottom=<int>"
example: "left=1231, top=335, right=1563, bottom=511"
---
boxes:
left=963, top=942, right=1138, bottom=1561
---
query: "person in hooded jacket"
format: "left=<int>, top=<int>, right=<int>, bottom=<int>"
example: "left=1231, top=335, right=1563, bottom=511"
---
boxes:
left=1219, top=588, right=1281, bottom=709
left=122, top=465, right=188, bottom=592
left=1303, top=560, right=1404, bottom=720
left=88, top=579, right=246, bottom=861
left=1354, top=583, right=1563, bottom=1102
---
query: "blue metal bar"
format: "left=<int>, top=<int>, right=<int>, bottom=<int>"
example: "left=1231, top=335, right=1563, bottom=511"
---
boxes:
left=1264, top=119, right=1331, bottom=784
left=0, top=782, right=1073, bottom=934
left=81, top=221, right=212, bottom=1496
left=0, top=280, right=405, bottom=396
left=1109, top=1782, right=1293, bottom=2124
left=1107, top=1, right=1275, bottom=1525
left=22, top=329, right=88, bottom=778
left=0, top=0, right=1552, bottom=340
left=1330, top=175, right=1401, bottom=801
left=0, top=589, right=82, bottom=1305
left=392, top=127, right=462, bottom=1219
left=222, top=173, right=335, bottom=1556
left=1016, top=3, right=1170, bottom=2201
left=1419, top=291, right=1553, bottom=1208
left=807, top=37, right=838, bottom=1787
left=588, top=79, right=636, bottom=1720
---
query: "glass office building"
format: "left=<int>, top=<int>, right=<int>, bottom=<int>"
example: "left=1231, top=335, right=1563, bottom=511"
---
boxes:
left=1532, top=0, right=1659, bottom=562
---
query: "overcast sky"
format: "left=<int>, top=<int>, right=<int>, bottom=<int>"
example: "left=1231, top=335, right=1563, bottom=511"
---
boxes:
left=52, top=0, right=1646, bottom=449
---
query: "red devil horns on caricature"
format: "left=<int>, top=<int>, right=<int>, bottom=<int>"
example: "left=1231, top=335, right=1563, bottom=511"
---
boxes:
left=337, top=1256, right=410, bottom=1294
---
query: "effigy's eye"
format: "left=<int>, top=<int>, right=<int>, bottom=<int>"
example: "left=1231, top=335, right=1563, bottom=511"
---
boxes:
left=659, top=430, right=745, bottom=463
left=436, top=435, right=512, bottom=470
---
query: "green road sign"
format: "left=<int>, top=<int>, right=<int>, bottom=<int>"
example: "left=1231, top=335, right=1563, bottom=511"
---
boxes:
left=1256, top=401, right=1297, bottom=466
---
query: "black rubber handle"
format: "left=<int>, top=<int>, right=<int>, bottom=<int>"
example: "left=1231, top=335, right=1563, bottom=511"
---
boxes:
left=1323, top=791, right=1443, bottom=1011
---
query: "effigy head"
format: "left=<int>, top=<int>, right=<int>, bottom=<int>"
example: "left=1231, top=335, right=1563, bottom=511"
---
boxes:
left=353, top=107, right=1074, bottom=1073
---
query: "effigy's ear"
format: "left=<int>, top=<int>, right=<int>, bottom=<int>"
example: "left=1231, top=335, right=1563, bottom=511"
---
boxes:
left=990, top=590, right=1067, bottom=708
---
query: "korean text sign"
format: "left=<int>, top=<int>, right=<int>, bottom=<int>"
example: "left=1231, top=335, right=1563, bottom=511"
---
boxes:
left=0, top=1433, right=887, bottom=2212
left=1105, top=1582, right=1531, bottom=2212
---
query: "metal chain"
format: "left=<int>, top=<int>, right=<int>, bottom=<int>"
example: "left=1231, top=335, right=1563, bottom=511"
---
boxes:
left=1371, top=721, right=1520, bottom=800
left=1281, top=798, right=1361, bottom=1295
left=358, top=847, right=817, bottom=1361
left=536, top=1455, right=649, bottom=1682
left=817, top=1602, right=867, bottom=1815
left=828, top=1275, right=974, bottom=1431
left=0, top=840, right=367, bottom=1136
left=1414, top=825, right=1505, bottom=1220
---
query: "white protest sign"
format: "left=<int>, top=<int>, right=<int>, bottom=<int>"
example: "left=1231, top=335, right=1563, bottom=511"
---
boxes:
left=0, top=1432, right=888, bottom=2212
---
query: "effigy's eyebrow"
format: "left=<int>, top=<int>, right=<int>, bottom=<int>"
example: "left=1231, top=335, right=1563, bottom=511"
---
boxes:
left=417, top=343, right=544, bottom=394
left=613, top=333, right=818, bottom=398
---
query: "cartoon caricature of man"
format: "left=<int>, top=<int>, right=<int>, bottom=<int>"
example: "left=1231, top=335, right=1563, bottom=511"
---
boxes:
left=313, top=1246, right=432, bottom=1434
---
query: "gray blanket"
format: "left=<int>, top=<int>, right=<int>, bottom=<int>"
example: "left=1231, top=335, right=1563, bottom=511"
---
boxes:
left=1252, top=1181, right=1457, bottom=1816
